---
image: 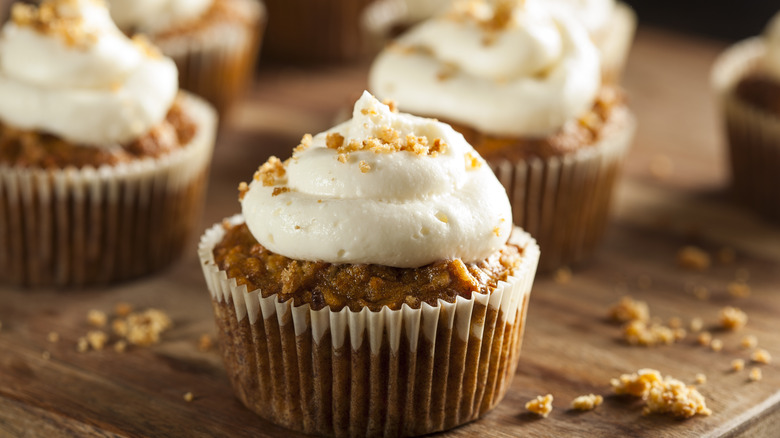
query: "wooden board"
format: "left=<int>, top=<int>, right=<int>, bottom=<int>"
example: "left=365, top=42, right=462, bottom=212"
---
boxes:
left=1, top=27, right=779, bottom=437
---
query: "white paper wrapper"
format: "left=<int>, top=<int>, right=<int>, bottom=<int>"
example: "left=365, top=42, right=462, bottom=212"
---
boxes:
left=712, top=37, right=780, bottom=222
left=489, top=109, right=636, bottom=272
left=0, top=93, right=217, bottom=287
left=199, top=216, right=539, bottom=437
left=153, top=0, right=265, bottom=115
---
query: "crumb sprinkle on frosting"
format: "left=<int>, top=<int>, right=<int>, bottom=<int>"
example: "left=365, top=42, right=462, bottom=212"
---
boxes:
left=12, top=0, right=103, bottom=48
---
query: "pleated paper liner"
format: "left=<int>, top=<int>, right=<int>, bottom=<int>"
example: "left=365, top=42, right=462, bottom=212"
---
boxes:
left=199, top=216, right=540, bottom=437
left=712, top=37, right=780, bottom=222
left=0, top=93, right=217, bottom=288
left=597, top=2, right=637, bottom=85
left=154, top=0, right=266, bottom=115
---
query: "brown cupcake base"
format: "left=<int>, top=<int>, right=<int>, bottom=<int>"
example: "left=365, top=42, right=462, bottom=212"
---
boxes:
left=0, top=93, right=217, bottom=288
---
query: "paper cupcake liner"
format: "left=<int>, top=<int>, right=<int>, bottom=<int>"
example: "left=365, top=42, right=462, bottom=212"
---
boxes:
left=596, top=2, right=637, bottom=84
left=0, top=93, right=217, bottom=288
left=154, top=0, right=266, bottom=115
left=262, top=0, right=379, bottom=63
left=199, top=216, right=540, bottom=437
left=488, top=111, right=636, bottom=272
left=712, top=38, right=780, bottom=221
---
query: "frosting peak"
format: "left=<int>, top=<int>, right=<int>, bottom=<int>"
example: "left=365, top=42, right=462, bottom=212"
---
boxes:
left=240, top=92, right=514, bottom=268
left=765, top=12, right=780, bottom=81
left=369, top=0, right=601, bottom=137
left=0, top=0, right=178, bottom=145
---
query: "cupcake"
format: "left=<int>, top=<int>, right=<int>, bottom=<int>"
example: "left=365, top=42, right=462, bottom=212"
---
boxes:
left=106, top=0, right=265, bottom=114
left=369, top=0, right=636, bottom=271
left=199, top=92, right=539, bottom=436
left=712, top=12, right=780, bottom=222
left=548, top=0, right=636, bottom=83
left=0, top=0, right=217, bottom=287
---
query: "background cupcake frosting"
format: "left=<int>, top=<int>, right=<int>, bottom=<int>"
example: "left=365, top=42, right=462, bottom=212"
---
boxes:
left=106, top=0, right=213, bottom=34
left=764, top=12, right=780, bottom=79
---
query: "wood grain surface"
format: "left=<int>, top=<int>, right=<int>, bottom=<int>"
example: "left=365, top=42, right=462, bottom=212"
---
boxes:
left=1, top=27, right=779, bottom=437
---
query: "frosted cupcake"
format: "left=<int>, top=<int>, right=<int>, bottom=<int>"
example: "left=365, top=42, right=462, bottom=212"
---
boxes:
left=199, top=92, right=539, bottom=436
left=107, top=0, right=265, bottom=114
left=712, top=12, right=780, bottom=222
left=0, top=0, right=217, bottom=287
left=369, top=0, right=636, bottom=271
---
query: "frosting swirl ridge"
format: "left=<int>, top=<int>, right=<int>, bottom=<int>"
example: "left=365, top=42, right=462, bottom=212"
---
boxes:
left=240, top=91, right=513, bottom=268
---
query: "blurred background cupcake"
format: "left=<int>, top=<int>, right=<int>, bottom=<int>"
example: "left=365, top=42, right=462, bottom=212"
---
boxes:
left=369, top=0, right=636, bottom=272
left=0, top=0, right=217, bottom=287
left=712, top=11, right=780, bottom=223
left=106, top=0, right=266, bottom=115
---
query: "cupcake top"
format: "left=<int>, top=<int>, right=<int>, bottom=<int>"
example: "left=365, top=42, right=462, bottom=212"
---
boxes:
left=369, top=0, right=601, bottom=138
left=764, top=12, right=780, bottom=81
left=106, top=0, right=213, bottom=34
left=0, top=0, right=178, bottom=145
left=547, top=0, right=615, bottom=36
left=240, top=91, right=513, bottom=268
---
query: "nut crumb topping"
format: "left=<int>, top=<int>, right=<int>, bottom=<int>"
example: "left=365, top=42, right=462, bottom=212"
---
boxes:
left=131, top=34, right=161, bottom=59
left=272, top=187, right=291, bottom=197
left=464, top=152, right=482, bottom=170
left=612, top=369, right=712, bottom=418
left=326, top=132, right=344, bottom=149
left=254, top=156, right=287, bottom=187
left=238, top=181, right=249, bottom=201
left=359, top=160, right=371, bottom=173
left=571, top=394, right=603, bottom=411
left=11, top=1, right=100, bottom=48
left=719, top=306, right=747, bottom=331
left=327, top=129, right=448, bottom=164
left=525, top=394, right=553, bottom=417
left=751, top=348, right=772, bottom=364
left=382, top=99, right=398, bottom=113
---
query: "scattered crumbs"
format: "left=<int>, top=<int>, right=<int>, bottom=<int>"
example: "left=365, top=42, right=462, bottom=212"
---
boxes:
left=741, top=335, right=757, bottom=349
left=184, top=392, right=194, bottom=402
left=359, top=160, right=371, bottom=173
left=337, top=153, right=348, bottom=163
left=668, top=317, right=682, bottom=329
left=677, top=246, right=711, bottom=271
left=735, top=268, right=750, bottom=283
left=710, top=339, right=723, bottom=352
left=695, top=373, right=707, bottom=385
left=76, top=337, right=89, bottom=353
left=525, top=394, right=553, bottom=418
left=198, top=334, right=214, bottom=352
left=492, top=226, right=501, bottom=237
left=271, top=187, right=291, bottom=197
left=751, top=349, right=772, bottom=364
left=727, top=282, right=751, bottom=298
left=47, top=332, right=60, bottom=343
left=87, top=309, right=107, bottom=328
left=649, top=154, right=673, bottom=180
left=87, top=330, right=108, bottom=351
left=11, top=2, right=99, bottom=48
left=697, top=332, right=712, bottom=347
left=115, top=303, right=133, bottom=318
left=326, top=132, right=345, bottom=149
left=464, top=152, right=482, bottom=170
left=124, top=309, right=173, bottom=347
left=571, top=394, right=603, bottom=411
left=612, top=369, right=712, bottom=418
left=731, top=359, right=745, bottom=372
left=693, top=285, right=710, bottom=301
left=749, top=368, right=762, bottom=382
left=608, top=296, right=649, bottom=323
left=553, top=267, right=572, bottom=285
left=238, top=181, right=249, bottom=201
left=689, top=317, right=703, bottom=332
left=381, top=99, right=398, bottom=113
left=611, top=368, right=662, bottom=397
left=719, top=306, right=747, bottom=331
left=623, top=320, right=676, bottom=347
left=637, top=274, right=653, bottom=290
left=114, top=340, right=127, bottom=353
left=717, top=247, right=736, bottom=264
left=112, top=319, right=129, bottom=337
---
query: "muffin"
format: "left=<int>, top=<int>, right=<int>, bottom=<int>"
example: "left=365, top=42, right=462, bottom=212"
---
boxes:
left=0, top=0, right=217, bottom=287
left=712, top=12, right=780, bottom=222
left=106, top=0, right=265, bottom=114
left=369, top=0, right=636, bottom=271
left=199, top=92, right=540, bottom=436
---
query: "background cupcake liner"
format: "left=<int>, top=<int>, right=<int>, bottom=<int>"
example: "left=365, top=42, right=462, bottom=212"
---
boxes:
left=261, top=0, right=379, bottom=64
left=154, top=0, right=265, bottom=115
left=489, top=111, right=636, bottom=272
left=199, top=216, right=540, bottom=437
left=596, top=2, right=637, bottom=85
left=712, top=38, right=780, bottom=222
left=0, top=93, right=217, bottom=288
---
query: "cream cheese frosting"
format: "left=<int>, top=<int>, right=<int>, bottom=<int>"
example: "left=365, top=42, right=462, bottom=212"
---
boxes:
left=547, top=0, right=615, bottom=36
left=240, top=91, right=514, bottom=268
left=764, top=12, right=780, bottom=81
left=106, top=0, right=213, bottom=34
left=369, top=0, right=601, bottom=138
left=0, top=0, right=178, bottom=146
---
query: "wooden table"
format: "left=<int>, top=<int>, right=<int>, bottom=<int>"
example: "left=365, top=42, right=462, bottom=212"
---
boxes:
left=2, top=27, right=779, bottom=437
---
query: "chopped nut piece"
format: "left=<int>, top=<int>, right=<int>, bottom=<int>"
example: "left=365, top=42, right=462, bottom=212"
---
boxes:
left=359, top=161, right=371, bottom=173
left=608, top=296, right=649, bottom=323
left=710, top=339, right=723, bottom=352
left=749, top=368, right=762, bottom=382
left=76, top=337, right=89, bottom=353
left=571, top=394, right=603, bottom=411
left=238, top=181, right=249, bottom=201
left=87, top=331, right=108, bottom=350
left=751, top=349, right=772, bottom=364
left=727, top=282, right=751, bottom=298
left=464, top=152, right=482, bottom=170
left=553, top=267, right=572, bottom=285
left=525, top=394, right=553, bottom=418
left=271, top=187, right=291, bottom=197
left=255, top=156, right=286, bottom=187
left=326, top=132, right=345, bottom=150
left=695, top=373, right=707, bottom=384
left=741, top=335, right=758, bottom=349
left=183, top=392, right=194, bottom=402
left=731, top=359, right=745, bottom=372
left=47, top=332, right=60, bottom=343
left=115, top=302, right=133, bottom=318
left=677, top=246, right=711, bottom=271
left=198, top=334, right=214, bottom=352
left=114, top=340, right=127, bottom=353
left=697, top=332, right=712, bottom=347
left=87, top=309, right=107, bottom=328
left=719, top=306, right=747, bottom=331
left=689, top=317, right=704, bottom=332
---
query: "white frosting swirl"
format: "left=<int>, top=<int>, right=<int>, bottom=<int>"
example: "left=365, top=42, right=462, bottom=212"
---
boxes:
left=369, top=0, right=601, bottom=137
left=0, top=0, right=178, bottom=145
left=547, top=0, right=615, bottom=35
left=765, top=12, right=780, bottom=81
left=241, top=91, right=513, bottom=268
left=106, top=0, right=213, bottom=34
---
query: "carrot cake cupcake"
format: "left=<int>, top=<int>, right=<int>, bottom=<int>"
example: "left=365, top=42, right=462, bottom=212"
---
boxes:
left=712, top=11, right=780, bottom=222
left=106, top=0, right=265, bottom=114
left=0, top=0, right=217, bottom=287
left=199, top=92, right=540, bottom=436
left=369, top=0, right=636, bottom=271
